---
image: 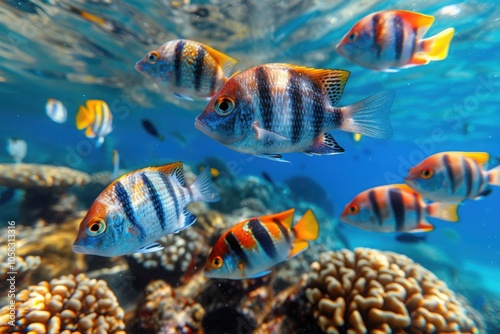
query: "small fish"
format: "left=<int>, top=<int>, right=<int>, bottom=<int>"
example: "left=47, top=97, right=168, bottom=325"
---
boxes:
left=395, top=232, right=427, bottom=243
left=45, top=98, right=67, bottom=123
left=135, top=39, right=238, bottom=100
left=73, top=162, right=220, bottom=257
left=6, top=138, right=27, bottom=163
left=261, top=172, right=274, bottom=186
left=76, top=100, right=113, bottom=148
left=142, top=119, right=165, bottom=141
left=204, top=209, right=319, bottom=280
left=405, top=151, right=500, bottom=203
left=195, top=63, right=394, bottom=162
left=340, top=184, right=459, bottom=233
left=199, top=166, right=220, bottom=179
left=112, top=149, right=119, bottom=179
left=336, top=10, right=455, bottom=71
left=353, top=133, right=362, bottom=142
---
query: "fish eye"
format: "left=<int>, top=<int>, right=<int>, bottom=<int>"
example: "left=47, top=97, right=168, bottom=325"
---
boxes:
left=347, top=32, right=358, bottom=42
left=86, top=219, right=106, bottom=236
left=348, top=204, right=359, bottom=214
left=211, top=256, right=223, bottom=268
left=215, top=97, right=235, bottom=116
left=420, top=168, right=434, bottom=179
left=147, top=51, right=159, bottom=64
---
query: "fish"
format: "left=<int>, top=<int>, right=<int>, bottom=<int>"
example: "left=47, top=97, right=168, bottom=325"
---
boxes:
left=336, top=10, right=455, bottom=71
left=340, top=184, right=459, bottom=233
left=73, top=162, right=220, bottom=257
left=75, top=100, right=113, bottom=148
left=141, top=119, right=165, bottom=141
left=404, top=151, right=500, bottom=203
left=135, top=39, right=238, bottom=100
left=112, top=149, right=119, bottom=179
left=353, top=133, right=362, bottom=142
left=204, top=209, right=319, bottom=279
left=6, top=138, right=27, bottom=163
left=195, top=63, right=394, bottom=162
left=45, top=98, right=67, bottom=123
left=261, top=172, right=275, bottom=186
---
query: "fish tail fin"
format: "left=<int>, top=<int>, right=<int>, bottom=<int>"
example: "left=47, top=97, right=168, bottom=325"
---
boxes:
left=76, top=105, right=93, bottom=130
left=337, top=90, right=394, bottom=139
left=292, top=209, right=319, bottom=241
left=189, top=166, right=221, bottom=203
left=427, top=202, right=459, bottom=222
left=419, top=27, right=455, bottom=61
left=487, top=164, right=500, bottom=186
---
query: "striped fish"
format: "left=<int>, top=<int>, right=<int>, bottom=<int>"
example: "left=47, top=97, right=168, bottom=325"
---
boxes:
left=204, top=209, right=319, bottom=280
left=135, top=39, right=238, bottom=100
left=405, top=152, right=500, bottom=203
left=340, top=184, right=459, bottom=233
left=73, top=162, right=220, bottom=257
left=336, top=10, right=455, bottom=71
left=75, top=99, right=113, bottom=148
left=195, top=63, right=394, bottom=162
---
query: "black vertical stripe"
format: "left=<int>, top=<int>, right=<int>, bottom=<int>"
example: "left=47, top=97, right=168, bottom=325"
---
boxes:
left=311, top=82, right=324, bottom=138
left=193, top=46, right=206, bottom=91
left=141, top=173, right=166, bottom=231
left=289, top=73, right=303, bottom=144
left=274, top=218, right=291, bottom=245
left=115, top=181, right=145, bottom=242
left=368, top=190, right=383, bottom=225
left=388, top=189, right=405, bottom=232
left=393, top=16, right=404, bottom=61
left=256, top=66, right=273, bottom=131
left=248, top=219, right=277, bottom=259
left=159, top=173, right=180, bottom=219
left=174, top=40, right=185, bottom=86
left=414, top=194, right=422, bottom=224
left=443, top=154, right=456, bottom=194
left=474, top=162, right=484, bottom=195
left=372, top=14, right=383, bottom=58
left=225, top=232, right=252, bottom=268
left=463, top=159, right=473, bottom=198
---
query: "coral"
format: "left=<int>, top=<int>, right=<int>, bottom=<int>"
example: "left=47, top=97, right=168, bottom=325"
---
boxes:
left=305, top=248, right=480, bottom=334
left=0, top=273, right=126, bottom=333
left=127, top=280, right=204, bottom=334
left=0, top=255, right=40, bottom=294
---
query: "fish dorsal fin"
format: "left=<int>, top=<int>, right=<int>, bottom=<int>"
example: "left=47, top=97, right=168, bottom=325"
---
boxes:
left=259, top=209, right=295, bottom=228
left=391, top=10, right=435, bottom=38
left=292, top=209, right=319, bottom=241
left=76, top=105, right=93, bottom=130
left=282, top=64, right=350, bottom=106
left=202, top=44, right=239, bottom=78
left=390, top=183, right=419, bottom=194
left=151, top=162, right=185, bottom=185
left=288, top=240, right=309, bottom=259
left=457, top=152, right=490, bottom=168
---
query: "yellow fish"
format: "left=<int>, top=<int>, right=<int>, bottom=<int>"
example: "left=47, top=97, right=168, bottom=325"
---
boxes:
left=76, top=100, right=113, bottom=148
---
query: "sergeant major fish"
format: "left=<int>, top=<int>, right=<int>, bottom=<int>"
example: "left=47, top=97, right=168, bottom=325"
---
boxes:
left=204, top=209, right=319, bottom=279
left=336, top=10, right=455, bottom=71
left=195, top=63, right=394, bottom=162
left=76, top=99, right=113, bottom=148
left=135, top=39, right=238, bottom=100
left=73, top=162, right=220, bottom=257
left=340, top=184, right=459, bottom=233
left=404, top=151, right=500, bottom=203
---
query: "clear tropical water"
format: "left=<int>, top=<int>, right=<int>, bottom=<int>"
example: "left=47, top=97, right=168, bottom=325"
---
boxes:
left=0, top=0, right=499, bottom=333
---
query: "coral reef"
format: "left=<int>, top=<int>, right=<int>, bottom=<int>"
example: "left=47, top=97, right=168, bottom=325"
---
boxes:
left=0, top=255, right=40, bottom=295
left=305, top=248, right=480, bottom=334
left=0, top=273, right=126, bottom=333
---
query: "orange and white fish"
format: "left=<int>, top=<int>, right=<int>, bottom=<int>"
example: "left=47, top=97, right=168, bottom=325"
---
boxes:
left=76, top=100, right=113, bottom=148
left=135, top=39, right=238, bottom=100
left=204, top=209, right=319, bottom=279
left=340, top=184, right=459, bottom=233
left=405, top=152, right=500, bottom=203
left=336, top=10, right=455, bottom=71
left=73, top=162, right=220, bottom=257
left=45, top=98, right=67, bottom=124
left=195, top=63, right=394, bottom=162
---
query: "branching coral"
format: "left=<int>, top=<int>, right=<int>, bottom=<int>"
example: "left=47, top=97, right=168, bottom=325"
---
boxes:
left=305, top=248, right=479, bottom=334
left=0, top=273, right=125, bottom=333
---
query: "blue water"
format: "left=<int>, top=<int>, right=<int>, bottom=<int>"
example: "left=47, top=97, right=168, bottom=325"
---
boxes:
left=0, top=0, right=499, bottom=331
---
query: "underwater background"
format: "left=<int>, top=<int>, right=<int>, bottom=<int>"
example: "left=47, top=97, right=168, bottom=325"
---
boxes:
left=0, top=0, right=499, bottom=333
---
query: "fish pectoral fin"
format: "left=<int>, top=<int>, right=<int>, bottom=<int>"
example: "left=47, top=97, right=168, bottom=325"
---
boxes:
left=136, top=242, right=164, bottom=253
left=247, top=270, right=272, bottom=279
left=85, top=126, right=96, bottom=138
left=252, top=122, right=289, bottom=143
left=182, top=210, right=197, bottom=228
left=173, top=92, right=194, bottom=101
left=254, top=154, right=290, bottom=163
left=259, top=209, right=295, bottom=228
left=304, top=133, right=345, bottom=156
left=474, top=188, right=492, bottom=200
left=288, top=240, right=309, bottom=259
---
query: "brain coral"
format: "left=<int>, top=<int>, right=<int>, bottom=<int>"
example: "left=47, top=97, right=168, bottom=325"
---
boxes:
left=305, top=248, right=479, bottom=334
left=0, top=273, right=125, bottom=333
